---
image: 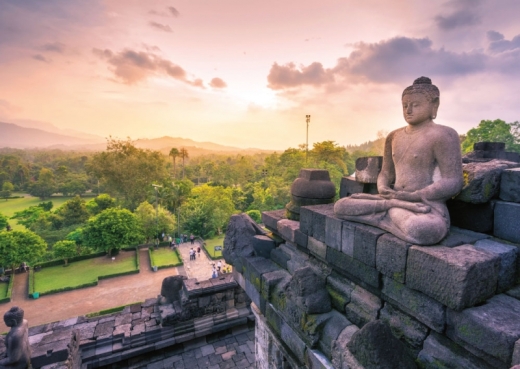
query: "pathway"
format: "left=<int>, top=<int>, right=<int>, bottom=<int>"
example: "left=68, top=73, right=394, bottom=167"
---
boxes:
left=0, top=248, right=179, bottom=332
left=177, top=240, right=223, bottom=281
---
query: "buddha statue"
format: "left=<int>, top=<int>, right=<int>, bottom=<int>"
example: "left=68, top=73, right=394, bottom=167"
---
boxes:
left=0, top=307, right=31, bottom=369
left=334, top=77, right=463, bottom=245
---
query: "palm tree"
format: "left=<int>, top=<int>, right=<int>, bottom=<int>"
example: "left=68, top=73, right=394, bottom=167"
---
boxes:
left=169, top=148, right=180, bottom=179
left=179, top=148, right=189, bottom=179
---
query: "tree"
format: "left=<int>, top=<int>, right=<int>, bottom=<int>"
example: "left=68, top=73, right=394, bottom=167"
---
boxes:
left=0, top=181, right=14, bottom=201
left=0, top=230, right=47, bottom=269
left=169, top=148, right=180, bottom=179
left=11, top=206, right=47, bottom=229
left=87, top=138, right=168, bottom=209
left=246, top=210, right=262, bottom=223
left=53, top=240, right=77, bottom=266
left=134, top=201, right=176, bottom=243
left=461, top=119, right=520, bottom=153
left=29, top=168, right=56, bottom=199
left=83, top=208, right=144, bottom=255
left=179, top=148, right=189, bottom=179
left=86, top=194, right=117, bottom=215
left=56, top=196, right=89, bottom=227
left=0, top=212, right=8, bottom=230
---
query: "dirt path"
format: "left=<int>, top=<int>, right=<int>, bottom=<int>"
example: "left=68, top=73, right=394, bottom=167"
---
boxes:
left=0, top=248, right=179, bottom=332
left=177, top=240, right=221, bottom=281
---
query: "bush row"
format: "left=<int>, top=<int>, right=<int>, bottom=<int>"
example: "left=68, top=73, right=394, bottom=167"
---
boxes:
left=0, top=274, right=14, bottom=304
left=36, top=251, right=106, bottom=268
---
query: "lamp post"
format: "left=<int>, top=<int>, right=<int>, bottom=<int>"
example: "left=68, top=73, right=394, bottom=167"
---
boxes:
left=306, top=115, right=311, bottom=165
left=152, top=184, right=162, bottom=245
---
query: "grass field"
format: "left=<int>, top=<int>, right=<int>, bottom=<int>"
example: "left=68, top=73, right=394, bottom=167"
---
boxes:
left=0, top=282, right=8, bottom=299
left=149, top=248, right=182, bottom=268
left=0, top=193, right=70, bottom=230
left=34, top=250, right=137, bottom=294
left=203, top=235, right=224, bottom=259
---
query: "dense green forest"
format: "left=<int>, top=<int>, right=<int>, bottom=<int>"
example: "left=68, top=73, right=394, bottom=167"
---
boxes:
left=0, top=118, right=518, bottom=267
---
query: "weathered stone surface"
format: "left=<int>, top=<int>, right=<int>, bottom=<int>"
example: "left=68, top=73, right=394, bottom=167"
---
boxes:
left=439, top=227, right=490, bottom=247
left=265, top=304, right=306, bottom=364
left=446, top=294, right=520, bottom=366
left=341, top=221, right=356, bottom=257
left=346, top=320, right=417, bottom=369
left=294, top=229, right=308, bottom=248
left=269, top=246, right=291, bottom=269
left=352, top=224, right=386, bottom=268
left=251, top=235, right=276, bottom=259
left=326, top=247, right=380, bottom=288
left=299, top=204, right=335, bottom=243
left=325, top=215, right=343, bottom=251
left=317, top=310, right=353, bottom=358
left=456, top=160, right=519, bottom=204
left=339, top=176, right=364, bottom=198
left=345, top=285, right=381, bottom=328
left=376, top=233, right=411, bottom=283
left=355, top=156, right=383, bottom=184
left=286, top=267, right=331, bottom=314
left=417, top=331, right=496, bottom=369
left=305, top=349, right=335, bottom=369
left=261, top=209, right=285, bottom=231
left=307, top=236, right=327, bottom=261
left=406, top=245, right=500, bottom=310
left=494, top=201, right=520, bottom=243
left=326, top=271, right=354, bottom=312
left=382, top=276, right=445, bottom=332
left=277, top=219, right=300, bottom=243
left=474, top=142, right=506, bottom=151
left=473, top=239, right=518, bottom=292
left=261, top=269, right=291, bottom=302
left=500, top=167, right=520, bottom=203
left=379, top=303, right=428, bottom=355
left=246, top=258, right=280, bottom=293
left=512, top=339, right=520, bottom=366
left=331, top=325, right=360, bottom=369
left=447, top=199, right=495, bottom=233
left=223, top=213, right=265, bottom=267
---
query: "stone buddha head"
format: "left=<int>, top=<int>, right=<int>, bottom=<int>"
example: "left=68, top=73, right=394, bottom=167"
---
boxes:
left=3, top=306, right=24, bottom=328
left=402, top=76, right=440, bottom=126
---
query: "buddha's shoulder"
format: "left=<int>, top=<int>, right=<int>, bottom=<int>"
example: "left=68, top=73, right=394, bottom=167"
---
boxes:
left=429, top=123, right=459, bottom=138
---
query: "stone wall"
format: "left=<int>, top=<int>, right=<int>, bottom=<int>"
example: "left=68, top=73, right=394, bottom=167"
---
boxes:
left=225, top=191, right=520, bottom=368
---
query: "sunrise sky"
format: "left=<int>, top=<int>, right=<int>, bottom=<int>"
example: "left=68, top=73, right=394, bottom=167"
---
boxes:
left=1, top=0, right=519, bottom=150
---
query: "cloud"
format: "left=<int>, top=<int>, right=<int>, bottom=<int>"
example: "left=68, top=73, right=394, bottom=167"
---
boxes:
left=209, top=77, right=227, bottom=88
left=92, top=47, right=204, bottom=86
left=149, top=21, right=173, bottom=33
left=267, top=62, right=334, bottom=90
left=488, top=32, right=520, bottom=53
left=267, top=36, right=493, bottom=90
left=42, top=41, right=65, bottom=53
left=168, top=6, right=180, bottom=17
left=32, top=54, right=50, bottom=62
left=434, top=0, right=482, bottom=30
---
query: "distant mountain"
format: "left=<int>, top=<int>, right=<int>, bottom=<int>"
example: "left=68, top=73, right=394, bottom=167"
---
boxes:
left=0, top=121, right=103, bottom=149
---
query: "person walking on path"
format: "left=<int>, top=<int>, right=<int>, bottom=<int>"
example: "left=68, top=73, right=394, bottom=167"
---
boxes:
left=197, top=245, right=201, bottom=258
left=190, top=234, right=195, bottom=245
left=211, top=266, right=218, bottom=279
left=217, top=260, right=222, bottom=272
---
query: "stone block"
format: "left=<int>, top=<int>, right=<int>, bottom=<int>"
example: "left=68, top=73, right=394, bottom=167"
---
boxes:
left=473, top=238, right=518, bottom=292
left=352, top=224, right=385, bottom=267
left=277, top=219, right=300, bottom=243
left=495, top=201, right=520, bottom=243
left=247, top=258, right=280, bottom=292
left=513, top=339, right=520, bottom=366
left=382, top=276, right=445, bottom=332
left=245, top=279, right=265, bottom=315
left=326, top=271, right=355, bottom=311
left=447, top=199, right=495, bottom=233
left=325, top=215, right=343, bottom=251
left=474, top=142, right=506, bottom=151
left=305, top=349, right=335, bottom=369
left=417, top=331, right=496, bottom=369
left=340, top=221, right=356, bottom=257
left=299, top=204, right=335, bottom=242
left=270, top=246, right=291, bottom=269
left=318, top=310, right=353, bottom=359
left=266, top=304, right=306, bottom=364
left=500, top=168, right=520, bottom=203
left=261, top=209, right=286, bottom=231
left=307, top=236, right=327, bottom=261
left=331, top=325, right=359, bottom=369
left=339, top=176, right=364, bottom=198
left=345, top=285, right=382, bottom=328
left=376, top=233, right=411, bottom=283
left=294, top=229, right=308, bottom=248
left=261, top=269, right=291, bottom=302
left=446, top=294, right=520, bottom=367
left=326, top=247, right=380, bottom=288
left=354, top=156, right=383, bottom=183
left=251, top=235, right=276, bottom=259
left=406, top=245, right=500, bottom=310
left=379, top=303, right=428, bottom=355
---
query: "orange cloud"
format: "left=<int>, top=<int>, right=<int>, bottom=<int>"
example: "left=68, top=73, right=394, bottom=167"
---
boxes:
left=209, top=77, right=227, bottom=88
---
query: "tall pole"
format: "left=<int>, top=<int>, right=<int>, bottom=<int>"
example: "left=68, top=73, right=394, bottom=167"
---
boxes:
left=152, top=184, right=162, bottom=243
left=306, top=115, right=311, bottom=165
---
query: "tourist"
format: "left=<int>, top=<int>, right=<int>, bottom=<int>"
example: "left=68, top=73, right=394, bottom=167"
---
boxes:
left=211, top=266, right=218, bottom=279
left=190, top=234, right=195, bottom=245
left=217, top=260, right=222, bottom=272
left=197, top=246, right=201, bottom=258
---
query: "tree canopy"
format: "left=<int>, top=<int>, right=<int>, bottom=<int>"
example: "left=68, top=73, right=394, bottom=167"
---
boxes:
left=134, top=201, right=176, bottom=243
left=0, top=230, right=47, bottom=268
left=461, top=119, right=520, bottom=153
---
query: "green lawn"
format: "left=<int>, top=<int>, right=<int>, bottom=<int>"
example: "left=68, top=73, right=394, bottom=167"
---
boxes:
left=0, top=193, right=70, bottom=230
left=203, top=235, right=224, bottom=259
left=150, top=248, right=182, bottom=268
left=0, top=282, right=8, bottom=299
left=34, top=250, right=137, bottom=294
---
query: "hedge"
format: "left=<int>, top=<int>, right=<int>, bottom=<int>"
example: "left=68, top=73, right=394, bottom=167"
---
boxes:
left=0, top=274, right=14, bottom=304
left=30, top=248, right=140, bottom=297
left=35, top=251, right=106, bottom=268
left=86, top=301, right=143, bottom=318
